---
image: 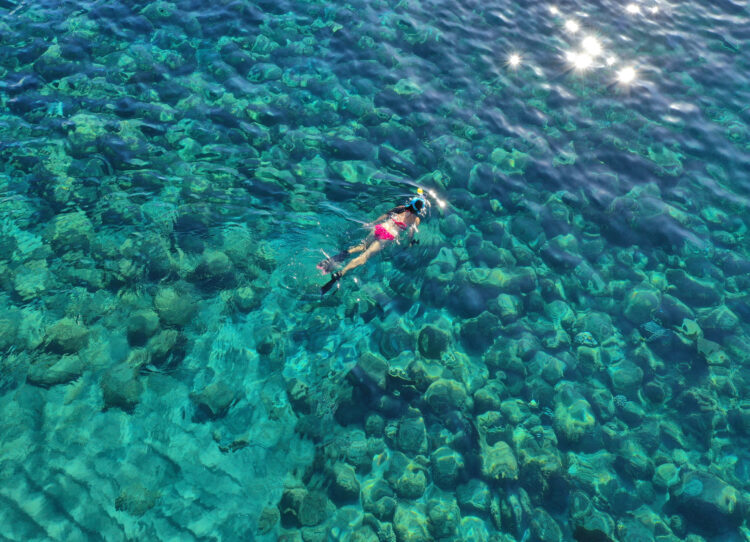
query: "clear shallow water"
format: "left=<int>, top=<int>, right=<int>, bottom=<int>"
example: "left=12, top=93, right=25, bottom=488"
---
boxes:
left=0, top=0, right=749, bottom=540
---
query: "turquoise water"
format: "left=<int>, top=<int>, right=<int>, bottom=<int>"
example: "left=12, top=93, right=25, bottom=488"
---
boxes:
left=0, top=0, right=749, bottom=539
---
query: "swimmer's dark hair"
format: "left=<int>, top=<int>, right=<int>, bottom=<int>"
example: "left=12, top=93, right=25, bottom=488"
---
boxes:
left=388, top=200, right=423, bottom=216
left=386, top=205, right=408, bottom=215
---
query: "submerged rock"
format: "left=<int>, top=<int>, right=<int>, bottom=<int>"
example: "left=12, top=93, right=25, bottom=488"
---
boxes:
left=553, top=384, right=596, bottom=443
left=356, top=351, right=388, bottom=391
left=431, top=446, right=465, bottom=490
left=115, top=484, right=160, bottom=517
left=529, top=508, right=564, bottom=542
left=329, top=463, right=360, bottom=504
left=377, top=323, right=413, bottom=359
left=624, top=286, right=661, bottom=324
left=569, top=490, right=616, bottom=542
left=192, top=249, right=235, bottom=287
left=566, top=451, right=617, bottom=496
left=666, top=269, right=721, bottom=307
left=45, top=211, right=94, bottom=253
left=396, top=413, right=428, bottom=455
left=607, top=359, right=644, bottom=396
left=481, top=440, right=518, bottom=481
left=427, top=498, right=460, bottom=538
left=530, top=351, right=566, bottom=385
left=385, top=452, right=428, bottom=500
left=424, top=378, right=470, bottom=414
left=154, top=284, right=198, bottom=326
left=393, top=503, right=430, bottom=542
left=614, top=440, right=654, bottom=481
left=101, top=364, right=143, bottom=413
left=513, top=426, right=563, bottom=493
left=459, top=311, right=499, bottom=353
left=348, top=526, right=379, bottom=542
left=473, top=382, right=506, bottom=413
left=257, top=506, right=280, bottom=535
left=653, top=462, right=680, bottom=491
left=670, top=471, right=743, bottom=533
left=361, top=478, right=396, bottom=521
left=573, top=311, right=614, bottom=345
left=417, top=324, right=450, bottom=359
left=279, top=487, right=331, bottom=528
left=541, top=234, right=582, bottom=270
left=65, top=112, right=108, bottom=156
left=659, top=294, right=695, bottom=326
left=0, top=313, right=19, bottom=352
left=13, top=263, right=51, bottom=302
left=191, top=380, right=237, bottom=420
left=700, top=305, right=739, bottom=333
left=456, top=478, right=492, bottom=515
left=44, top=318, right=90, bottom=354
left=491, top=293, right=522, bottom=324
left=126, top=309, right=160, bottom=346
left=146, top=329, right=185, bottom=367
left=440, top=213, right=467, bottom=237
left=27, top=353, right=85, bottom=387
left=234, top=286, right=259, bottom=312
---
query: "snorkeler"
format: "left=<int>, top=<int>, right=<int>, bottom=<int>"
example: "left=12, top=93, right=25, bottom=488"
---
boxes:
left=318, top=190, right=428, bottom=295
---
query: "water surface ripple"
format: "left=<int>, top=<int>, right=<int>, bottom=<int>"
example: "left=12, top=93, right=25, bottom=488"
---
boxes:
left=1, top=0, right=749, bottom=540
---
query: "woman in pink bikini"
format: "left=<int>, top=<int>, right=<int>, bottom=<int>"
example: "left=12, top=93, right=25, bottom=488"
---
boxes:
left=319, top=191, right=427, bottom=295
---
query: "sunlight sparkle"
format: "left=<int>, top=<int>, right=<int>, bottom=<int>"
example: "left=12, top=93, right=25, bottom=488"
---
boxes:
left=581, top=36, right=602, bottom=57
left=626, top=3, right=641, bottom=14
left=617, top=66, right=637, bottom=84
left=565, top=19, right=580, bottom=33
left=567, top=51, right=593, bottom=71
left=427, top=189, right=447, bottom=209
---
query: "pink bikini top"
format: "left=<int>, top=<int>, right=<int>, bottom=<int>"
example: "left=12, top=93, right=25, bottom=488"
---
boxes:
left=392, top=219, right=408, bottom=230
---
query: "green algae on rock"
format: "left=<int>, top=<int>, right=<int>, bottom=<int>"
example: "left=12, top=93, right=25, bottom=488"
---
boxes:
left=553, top=384, right=597, bottom=443
left=27, top=353, right=86, bottom=387
left=393, top=503, right=431, bottom=542
left=431, top=446, right=465, bottom=490
left=0, top=0, right=749, bottom=539
left=153, top=284, right=198, bottom=326
left=481, top=440, right=518, bottom=481
left=43, top=317, right=90, bottom=354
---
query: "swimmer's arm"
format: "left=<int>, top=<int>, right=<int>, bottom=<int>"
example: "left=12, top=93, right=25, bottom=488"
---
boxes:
left=364, top=213, right=389, bottom=227
left=367, top=206, right=408, bottom=227
left=408, top=217, right=420, bottom=246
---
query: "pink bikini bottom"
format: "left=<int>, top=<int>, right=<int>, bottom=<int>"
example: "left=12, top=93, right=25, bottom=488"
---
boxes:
left=374, top=224, right=395, bottom=241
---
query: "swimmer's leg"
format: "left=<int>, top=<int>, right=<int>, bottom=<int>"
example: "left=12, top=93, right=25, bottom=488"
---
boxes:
left=321, top=241, right=384, bottom=296
left=340, top=240, right=383, bottom=277
left=346, top=232, right=375, bottom=254
left=318, top=235, right=373, bottom=273
left=346, top=242, right=367, bottom=254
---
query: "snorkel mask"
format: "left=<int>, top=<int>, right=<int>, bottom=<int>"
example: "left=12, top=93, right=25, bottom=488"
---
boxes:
left=407, top=188, right=429, bottom=216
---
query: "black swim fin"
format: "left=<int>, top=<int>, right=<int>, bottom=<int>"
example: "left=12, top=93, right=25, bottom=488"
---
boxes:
left=317, top=250, right=349, bottom=274
left=320, top=272, right=342, bottom=296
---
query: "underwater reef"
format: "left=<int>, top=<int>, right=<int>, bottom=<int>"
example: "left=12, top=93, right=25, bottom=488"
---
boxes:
left=1, top=0, right=749, bottom=541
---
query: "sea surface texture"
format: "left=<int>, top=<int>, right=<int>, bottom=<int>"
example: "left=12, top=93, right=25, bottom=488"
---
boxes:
left=1, top=0, right=749, bottom=540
